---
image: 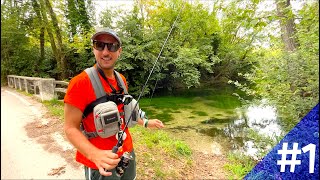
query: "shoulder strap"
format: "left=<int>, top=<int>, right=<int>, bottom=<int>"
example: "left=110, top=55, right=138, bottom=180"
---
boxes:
left=85, top=67, right=106, bottom=98
left=82, top=68, right=128, bottom=119
left=81, top=68, right=127, bottom=139
left=114, top=70, right=128, bottom=94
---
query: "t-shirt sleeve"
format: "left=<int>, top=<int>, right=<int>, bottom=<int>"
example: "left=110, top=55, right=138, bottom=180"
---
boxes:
left=64, top=74, right=92, bottom=112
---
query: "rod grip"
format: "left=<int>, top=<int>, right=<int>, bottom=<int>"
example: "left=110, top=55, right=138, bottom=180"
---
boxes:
left=104, top=146, right=118, bottom=173
left=112, top=146, right=118, bottom=153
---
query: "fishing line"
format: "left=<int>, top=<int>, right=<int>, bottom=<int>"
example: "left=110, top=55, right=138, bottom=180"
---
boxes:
left=149, top=77, right=159, bottom=102
left=113, top=2, right=185, bottom=153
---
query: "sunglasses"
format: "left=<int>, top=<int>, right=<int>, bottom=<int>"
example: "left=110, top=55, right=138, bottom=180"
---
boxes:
left=93, top=40, right=120, bottom=52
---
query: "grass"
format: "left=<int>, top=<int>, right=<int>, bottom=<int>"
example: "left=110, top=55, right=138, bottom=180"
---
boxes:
left=130, top=126, right=192, bottom=157
left=130, top=125, right=193, bottom=179
left=42, top=99, right=64, bottom=120
left=16, top=89, right=33, bottom=97
left=15, top=89, right=65, bottom=120
left=224, top=152, right=257, bottom=179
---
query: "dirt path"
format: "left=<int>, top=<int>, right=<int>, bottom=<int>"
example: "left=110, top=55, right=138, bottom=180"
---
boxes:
left=1, top=87, right=230, bottom=179
left=1, top=87, right=83, bottom=179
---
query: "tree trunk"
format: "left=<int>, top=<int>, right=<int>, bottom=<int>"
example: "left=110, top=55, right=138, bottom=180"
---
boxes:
left=276, top=0, right=299, bottom=52
left=77, top=0, right=91, bottom=33
left=31, top=0, right=45, bottom=73
left=38, top=0, right=60, bottom=71
left=40, top=27, right=45, bottom=62
left=67, top=0, right=77, bottom=39
left=276, top=0, right=299, bottom=92
left=44, top=0, right=67, bottom=79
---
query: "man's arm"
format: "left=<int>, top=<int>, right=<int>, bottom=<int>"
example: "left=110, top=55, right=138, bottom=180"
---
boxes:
left=63, top=103, right=120, bottom=176
left=137, top=117, right=164, bottom=129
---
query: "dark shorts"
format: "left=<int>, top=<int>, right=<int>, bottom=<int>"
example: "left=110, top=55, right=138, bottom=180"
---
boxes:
left=84, top=151, right=136, bottom=180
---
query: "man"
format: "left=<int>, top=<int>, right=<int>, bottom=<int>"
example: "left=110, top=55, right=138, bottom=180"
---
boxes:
left=64, top=28, right=164, bottom=180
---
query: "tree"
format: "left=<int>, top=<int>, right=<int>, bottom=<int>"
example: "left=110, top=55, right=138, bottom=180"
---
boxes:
left=65, top=0, right=93, bottom=39
left=125, top=0, right=220, bottom=93
left=230, top=0, right=319, bottom=132
left=1, top=0, right=40, bottom=80
left=212, top=0, right=269, bottom=85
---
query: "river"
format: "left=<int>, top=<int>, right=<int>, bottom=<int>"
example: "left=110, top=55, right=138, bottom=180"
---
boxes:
left=141, top=90, right=284, bottom=160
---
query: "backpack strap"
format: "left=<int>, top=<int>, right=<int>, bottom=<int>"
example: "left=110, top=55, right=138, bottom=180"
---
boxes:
left=81, top=67, right=128, bottom=139
left=81, top=67, right=106, bottom=139
left=85, top=67, right=106, bottom=98
left=114, top=70, right=128, bottom=94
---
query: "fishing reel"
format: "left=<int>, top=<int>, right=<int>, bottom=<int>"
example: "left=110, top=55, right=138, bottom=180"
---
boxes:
left=115, top=151, right=133, bottom=177
left=122, top=95, right=133, bottom=105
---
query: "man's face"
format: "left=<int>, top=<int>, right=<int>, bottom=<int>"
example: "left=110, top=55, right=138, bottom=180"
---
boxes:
left=93, top=34, right=122, bottom=70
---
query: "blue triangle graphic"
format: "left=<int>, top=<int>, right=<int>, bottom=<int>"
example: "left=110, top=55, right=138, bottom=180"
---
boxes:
left=244, top=103, right=319, bottom=180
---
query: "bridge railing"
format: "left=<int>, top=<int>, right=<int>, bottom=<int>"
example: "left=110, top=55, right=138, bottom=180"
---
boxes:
left=7, top=75, right=69, bottom=101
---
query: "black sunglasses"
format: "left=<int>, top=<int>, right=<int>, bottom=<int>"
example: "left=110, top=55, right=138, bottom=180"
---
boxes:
left=93, top=40, right=120, bottom=52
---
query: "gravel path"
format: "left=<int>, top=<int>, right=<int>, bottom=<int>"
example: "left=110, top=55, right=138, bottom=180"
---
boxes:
left=1, top=87, right=83, bottom=179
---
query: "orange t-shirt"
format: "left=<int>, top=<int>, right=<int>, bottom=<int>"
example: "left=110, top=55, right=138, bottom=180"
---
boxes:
left=64, top=67, right=133, bottom=169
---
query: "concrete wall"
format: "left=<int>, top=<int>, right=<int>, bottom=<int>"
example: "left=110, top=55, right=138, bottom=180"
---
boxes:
left=7, top=75, right=68, bottom=101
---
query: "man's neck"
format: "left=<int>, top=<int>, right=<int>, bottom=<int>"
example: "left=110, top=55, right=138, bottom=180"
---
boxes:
left=95, top=64, right=114, bottom=79
left=103, top=69, right=114, bottom=79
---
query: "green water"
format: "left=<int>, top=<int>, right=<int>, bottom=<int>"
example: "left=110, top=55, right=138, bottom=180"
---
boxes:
left=139, top=87, right=243, bottom=155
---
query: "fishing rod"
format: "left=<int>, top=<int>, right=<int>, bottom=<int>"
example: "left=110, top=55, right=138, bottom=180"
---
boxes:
left=112, top=3, right=185, bottom=154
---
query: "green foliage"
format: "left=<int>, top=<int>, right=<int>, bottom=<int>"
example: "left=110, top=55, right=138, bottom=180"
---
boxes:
left=65, top=0, right=93, bottom=37
left=64, top=30, right=95, bottom=78
left=42, top=99, right=64, bottom=119
left=174, top=141, right=192, bottom=156
left=172, top=47, right=212, bottom=88
left=130, top=126, right=192, bottom=158
left=99, top=8, right=117, bottom=28
left=227, top=0, right=319, bottom=133
left=224, top=152, right=256, bottom=179
left=96, top=0, right=222, bottom=95
left=212, top=0, right=263, bottom=83
left=1, top=1, right=40, bottom=81
left=130, top=125, right=192, bottom=178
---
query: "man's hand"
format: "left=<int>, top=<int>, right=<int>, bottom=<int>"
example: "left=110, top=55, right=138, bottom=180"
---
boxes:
left=89, top=149, right=121, bottom=176
left=147, top=119, right=165, bottom=129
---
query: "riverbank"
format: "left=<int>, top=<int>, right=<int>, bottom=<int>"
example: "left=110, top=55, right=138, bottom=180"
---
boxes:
left=7, top=86, right=240, bottom=179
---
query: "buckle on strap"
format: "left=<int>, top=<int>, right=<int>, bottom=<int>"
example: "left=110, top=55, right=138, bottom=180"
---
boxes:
left=82, top=130, right=99, bottom=139
left=80, top=123, right=99, bottom=139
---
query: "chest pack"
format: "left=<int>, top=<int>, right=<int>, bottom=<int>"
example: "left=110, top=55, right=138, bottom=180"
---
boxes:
left=80, top=66, right=141, bottom=139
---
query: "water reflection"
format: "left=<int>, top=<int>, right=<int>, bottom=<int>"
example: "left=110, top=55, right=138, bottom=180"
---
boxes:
left=202, top=100, right=283, bottom=159
left=245, top=104, right=282, bottom=138
left=231, top=100, right=283, bottom=159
